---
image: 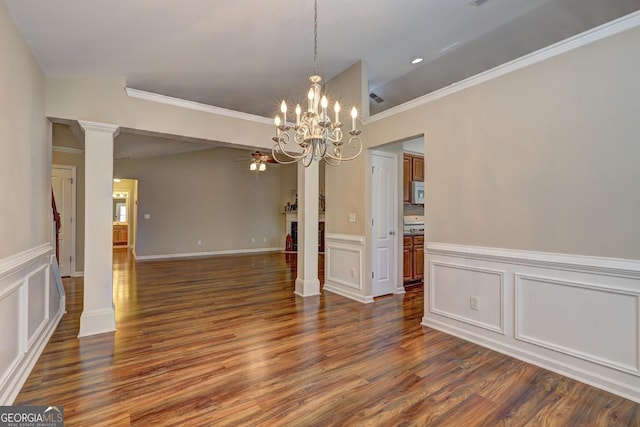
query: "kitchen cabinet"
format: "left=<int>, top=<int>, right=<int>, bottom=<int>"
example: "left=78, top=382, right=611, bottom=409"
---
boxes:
left=113, top=224, right=128, bottom=246
left=412, top=156, right=424, bottom=181
left=403, top=234, right=424, bottom=284
left=403, top=156, right=412, bottom=204
left=403, top=153, right=424, bottom=204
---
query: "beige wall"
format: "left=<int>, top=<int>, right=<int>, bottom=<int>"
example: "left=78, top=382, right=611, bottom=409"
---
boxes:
left=52, top=125, right=85, bottom=272
left=114, top=147, right=286, bottom=256
left=0, top=1, right=49, bottom=259
left=365, top=26, right=640, bottom=260
left=324, top=61, right=369, bottom=235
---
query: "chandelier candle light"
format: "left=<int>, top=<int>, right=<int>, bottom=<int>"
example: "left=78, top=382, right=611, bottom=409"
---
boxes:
left=271, top=0, right=363, bottom=167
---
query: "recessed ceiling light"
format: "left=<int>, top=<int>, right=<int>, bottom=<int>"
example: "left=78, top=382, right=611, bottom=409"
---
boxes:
left=411, top=57, right=424, bottom=65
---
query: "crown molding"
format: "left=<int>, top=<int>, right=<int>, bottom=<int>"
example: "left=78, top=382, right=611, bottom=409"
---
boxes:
left=52, top=146, right=84, bottom=154
left=125, top=87, right=273, bottom=125
left=364, top=11, right=640, bottom=125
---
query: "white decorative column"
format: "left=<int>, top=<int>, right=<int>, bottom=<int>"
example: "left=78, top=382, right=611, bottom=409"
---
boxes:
left=78, top=120, right=119, bottom=337
left=295, top=160, right=320, bottom=297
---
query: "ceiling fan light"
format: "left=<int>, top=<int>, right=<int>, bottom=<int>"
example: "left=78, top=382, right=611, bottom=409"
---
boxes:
left=259, top=163, right=266, bottom=171
left=250, top=162, right=257, bottom=171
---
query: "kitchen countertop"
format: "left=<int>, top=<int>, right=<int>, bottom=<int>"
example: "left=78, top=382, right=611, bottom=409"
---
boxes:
left=403, top=232, right=424, bottom=237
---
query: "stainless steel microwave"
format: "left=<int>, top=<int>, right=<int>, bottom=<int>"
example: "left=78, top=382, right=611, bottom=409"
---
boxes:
left=412, top=181, right=425, bottom=204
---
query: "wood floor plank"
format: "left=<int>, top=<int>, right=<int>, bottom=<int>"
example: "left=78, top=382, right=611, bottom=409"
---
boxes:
left=14, top=249, right=640, bottom=426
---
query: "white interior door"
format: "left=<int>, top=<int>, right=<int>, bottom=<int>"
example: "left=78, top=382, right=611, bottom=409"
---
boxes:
left=52, top=166, right=74, bottom=277
left=371, top=151, right=398, bottom=297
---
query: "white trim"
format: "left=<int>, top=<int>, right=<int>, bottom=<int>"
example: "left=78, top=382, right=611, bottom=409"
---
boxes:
left=0, top=244, right=51, bottom=280
left=78, top=308, right=116, bottom=338
left=125, top=87, right=273, bottom=125
left=0, top=248, right=64, bottom=405
left=324, top=283, right=374, bottom=304
left=25, top=265, right=50, bottom=350
left=134, top=247, right=284, bottom=261
left=78, top=120, right=120, bottom=137
left=429, top=261, right=505, bottom=335
left=426, top=242, right=640, bottom=278
left=364, top=11, right=640, bottom=125
left=424, top=243, right=640, bottom=403
left=294, top=278, right=321, bottom=298
left=73, top=271, right=84, bottom=277
left=52, top=146, right=84, bottom=154
left=422, top=316, right=640, bottom=404
left=514, top=273, right=640, bottom=375
left=324, top=234, right=369, bottom=303
left=325, top=233, right=365, bottom=245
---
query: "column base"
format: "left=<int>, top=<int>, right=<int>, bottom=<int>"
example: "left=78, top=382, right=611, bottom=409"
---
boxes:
left=295, top=278, right=321, bottom=297
left=78, top=308, right=116, bottom=337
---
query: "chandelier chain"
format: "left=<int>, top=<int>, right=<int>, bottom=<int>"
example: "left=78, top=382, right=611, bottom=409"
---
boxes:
left=313, top=0, right=318, bottom=75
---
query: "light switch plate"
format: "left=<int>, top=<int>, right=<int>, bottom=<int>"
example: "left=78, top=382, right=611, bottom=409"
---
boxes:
left=349, top=213, right=356, bottom=222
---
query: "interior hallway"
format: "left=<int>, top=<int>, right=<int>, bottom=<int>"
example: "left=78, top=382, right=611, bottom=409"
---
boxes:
left=14, top=250, right=640, bottom=425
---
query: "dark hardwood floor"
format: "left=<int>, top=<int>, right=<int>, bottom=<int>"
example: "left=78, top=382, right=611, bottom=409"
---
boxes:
left=15, top=249, right=640, bottom=426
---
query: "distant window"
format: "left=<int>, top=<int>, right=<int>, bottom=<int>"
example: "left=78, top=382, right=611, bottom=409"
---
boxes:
left=116, top=202, right=127, bottom=223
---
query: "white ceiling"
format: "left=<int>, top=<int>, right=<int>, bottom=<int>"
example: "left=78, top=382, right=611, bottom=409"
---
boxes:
left=7, top=0, right=639, bottom=120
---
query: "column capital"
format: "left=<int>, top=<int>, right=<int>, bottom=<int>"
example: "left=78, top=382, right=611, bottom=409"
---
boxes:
left=78, top=120, right=120, bottom=138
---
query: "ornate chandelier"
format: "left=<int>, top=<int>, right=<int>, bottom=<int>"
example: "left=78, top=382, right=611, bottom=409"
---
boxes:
left=271, top=0, right=363, bottom=167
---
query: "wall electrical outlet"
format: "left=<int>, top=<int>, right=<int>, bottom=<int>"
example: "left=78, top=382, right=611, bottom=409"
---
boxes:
left=350, top=268, right=356, bottom=278
left=470, top=296, right=480, bottom=311
left=251, top=238, right=255, bottom=243
left=349, top=213, right=356, bottom=222
left=197, top=240, right=202, bottom=246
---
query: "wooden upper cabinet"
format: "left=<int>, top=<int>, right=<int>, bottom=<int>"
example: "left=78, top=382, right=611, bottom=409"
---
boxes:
left=403, top=155, right=412, bottom=204
left=412, top=156, right=424, bottom=182
left=403, top=153, right=424, bottom=204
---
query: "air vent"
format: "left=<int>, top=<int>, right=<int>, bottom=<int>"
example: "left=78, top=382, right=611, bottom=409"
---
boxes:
left=369, top=92, right=385, bottom=103
left=469, top=0, right=489, bottom=6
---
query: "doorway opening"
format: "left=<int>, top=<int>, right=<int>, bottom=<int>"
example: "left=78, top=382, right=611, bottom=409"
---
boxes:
left=368, top=135, right=425, bottom=298
left=112, top=178, right=138, bottom=253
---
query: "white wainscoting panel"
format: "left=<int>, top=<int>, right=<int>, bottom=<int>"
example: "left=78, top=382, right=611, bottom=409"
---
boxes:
left=323, top=234, right=372, bottom=303
left=0, top=284, right=22, bottom=396
left=27, top=267, right=49, bottom=347
left=423, top=242, right=640, bottom=403
left=515, top=274, right=639, bottom=375
left=430, top=262, right=505, bottom=334
left=0, top=244, right=64, bottom=405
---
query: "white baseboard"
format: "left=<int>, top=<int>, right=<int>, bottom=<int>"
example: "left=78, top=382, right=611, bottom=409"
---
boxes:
left=73, top=270, right=84, bottom=277
left=324, top=283, right=374, bottom=304
left=135, top=247, right=283, bottom=261
left=295, top=278, right=321, bottom=297
left=78, top=308, right=116, bottom=338
left=424, top=242, right=640, bottom=403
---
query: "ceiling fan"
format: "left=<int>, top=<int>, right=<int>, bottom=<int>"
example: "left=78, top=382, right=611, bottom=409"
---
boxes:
left=245, top=151, right=277, bottom=171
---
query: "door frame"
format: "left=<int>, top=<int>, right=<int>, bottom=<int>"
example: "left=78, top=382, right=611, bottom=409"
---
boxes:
left=52, top=164, right=77, bottom=277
